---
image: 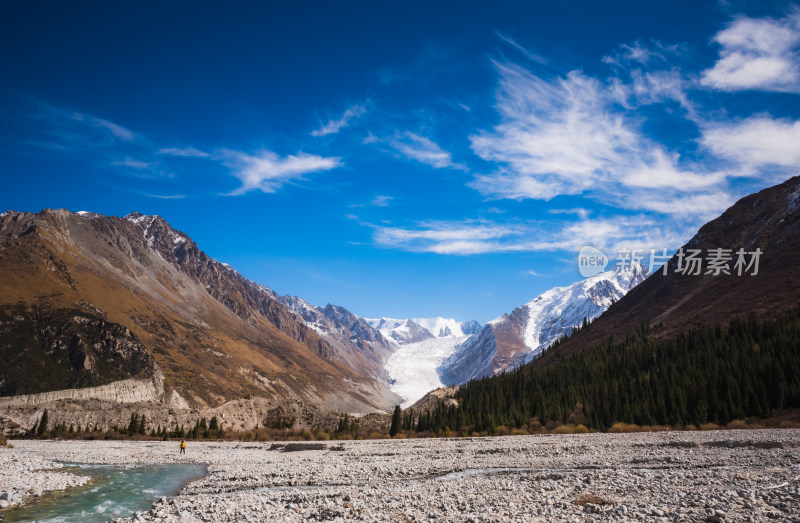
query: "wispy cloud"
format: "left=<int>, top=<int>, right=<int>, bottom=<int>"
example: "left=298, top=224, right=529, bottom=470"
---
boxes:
left=495, top=32, right=548, bottom=64
left=368, top=216, right=688, bottom=256
left=700, top=116, right=800, bottom=172
left=74, top=114, right=136, bottom=141
left=158, top=147, right=210, bottom=157
left=372, top=220, right=522, bottom=255
left=548, top=208, right=591, bottom=219
left=350, top=195, right=394, bottom=208
left=701, top=10, right=800, bottom=92
left=468, top=61, right=730, bottom=220
left=603, top=39, right=687, bottom=68
left=145, top=193, right=186, bottom=199
left=27, top=103, right=139, bottom=149
left=110, top=157, right=155, bottom=170
left=223, top=150, right=342, bottom=194
left=386, top=131, right=464, bottom=169
left=311, top=103, right=368, bottom=137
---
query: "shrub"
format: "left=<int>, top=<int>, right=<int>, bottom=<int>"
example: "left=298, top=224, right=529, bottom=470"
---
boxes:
left=725, top=419, right=750, bottom=430
left=551, top=424, right=576, bottom=434
left=608, top=422, right=641, bottom=433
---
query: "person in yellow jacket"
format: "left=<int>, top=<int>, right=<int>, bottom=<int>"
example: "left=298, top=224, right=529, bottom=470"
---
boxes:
left=180, top=439, right=186, bottom=454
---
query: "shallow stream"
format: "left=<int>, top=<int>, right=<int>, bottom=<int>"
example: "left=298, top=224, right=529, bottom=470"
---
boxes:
left=0, top=463, right=206, bottom=523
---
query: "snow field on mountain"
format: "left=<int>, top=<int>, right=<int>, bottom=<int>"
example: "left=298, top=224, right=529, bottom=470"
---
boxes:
left=384, top=335, right=471, bottom=408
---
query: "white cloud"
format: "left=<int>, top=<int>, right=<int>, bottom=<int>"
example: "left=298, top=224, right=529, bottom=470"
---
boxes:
left=701, top=11, right=800, bottom=92
left=158, top=147, right=210, bottom=157
left=369, top=195, right=393, bottom=207
left=469, top=62, right=713, bottom=205
left=223, top=150, right=342, bottom=194
left=387, top=131, right=463, bottom=169
left=548, top=208, right=591, bottom=219
left=603, top=40, right=686, bottom=68
left=311, top=104, right=367, bottom=137
left=622, top=149, right=725, bottom=189
left=372, top=221, right=521, bottom=255
left=611, top=69, right=691, bottom=109
left=369, top=216, right=688, bottom=256
left=701, top=116, right=800, bottom=171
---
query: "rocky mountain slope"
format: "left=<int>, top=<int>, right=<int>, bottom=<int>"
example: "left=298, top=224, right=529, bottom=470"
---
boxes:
left=0, top=209, right=399, bottom=418
left=440, top=264, right=648, bottom=385
left=536, top=175, right=800, bottom=365
left=278, top=295, right=394, bottom=382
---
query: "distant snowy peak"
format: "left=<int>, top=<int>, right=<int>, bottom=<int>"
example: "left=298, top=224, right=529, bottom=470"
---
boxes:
left=365, top=316, right=482, bottom=345
left=411, top=317, right=469, bottom=338
left=520, top=263, right=648, bottom=358
left=441, top=263, right=649, bottom=385
left=365, top=318, right=433, bottom=345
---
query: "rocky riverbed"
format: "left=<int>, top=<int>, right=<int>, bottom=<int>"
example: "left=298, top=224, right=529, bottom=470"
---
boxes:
left=0, top=451, right=90, bottom=510
left=2, top=429, right=800, bottom=522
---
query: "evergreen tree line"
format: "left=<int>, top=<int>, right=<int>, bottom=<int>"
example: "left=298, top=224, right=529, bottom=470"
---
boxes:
left=335, top=413, right=359, bottom=437
left=23, top=410, right=224, bottom=440
left=408, top=309, right=800, bottom=434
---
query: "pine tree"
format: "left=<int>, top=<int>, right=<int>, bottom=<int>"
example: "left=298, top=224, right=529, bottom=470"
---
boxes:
left=128, top=413, right=138, bottom=436
left=389, top=405, right=402, bottom=437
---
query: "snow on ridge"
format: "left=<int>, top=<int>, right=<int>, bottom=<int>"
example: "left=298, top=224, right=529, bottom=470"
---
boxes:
left=124, top=212, right=154, bottom=225
left=520, top=262, right=648, bottom=359
left=366, top=316, right=476, bottom=341
left=411, top=317, right=465, bottom=337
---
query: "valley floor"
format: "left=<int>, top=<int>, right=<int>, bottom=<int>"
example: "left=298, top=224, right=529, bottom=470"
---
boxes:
left=2, top=430, right=800, bottom=522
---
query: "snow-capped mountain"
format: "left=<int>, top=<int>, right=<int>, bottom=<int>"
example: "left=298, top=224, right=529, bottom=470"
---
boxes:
left=364, top=318, right=434, bottom=345
left=440, top=263, right=649, bottom=385
left=411, top=317, right=482, bottom=338
left=365, top=316, right=481, bottom=345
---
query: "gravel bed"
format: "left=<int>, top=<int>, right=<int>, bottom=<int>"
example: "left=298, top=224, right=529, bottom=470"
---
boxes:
left=2, top=429, right=799, bottom=522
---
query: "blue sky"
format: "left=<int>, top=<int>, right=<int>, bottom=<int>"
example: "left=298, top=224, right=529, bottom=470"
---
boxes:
left=2, top=1, right=800, bottom=323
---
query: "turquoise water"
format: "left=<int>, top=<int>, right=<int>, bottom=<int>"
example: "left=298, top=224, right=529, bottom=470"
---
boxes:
left=0, top=463, right=206, bottom=523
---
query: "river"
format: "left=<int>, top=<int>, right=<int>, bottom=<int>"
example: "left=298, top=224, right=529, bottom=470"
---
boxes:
left=0, top=463, right=206, bottom=523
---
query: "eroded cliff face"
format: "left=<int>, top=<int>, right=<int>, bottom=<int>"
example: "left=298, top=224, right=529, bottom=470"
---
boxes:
left=0, top=304, right=155, bottom=396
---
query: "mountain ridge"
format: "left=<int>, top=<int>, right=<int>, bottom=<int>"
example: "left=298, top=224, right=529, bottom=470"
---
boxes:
left=440, top=263, right=648, bottom=385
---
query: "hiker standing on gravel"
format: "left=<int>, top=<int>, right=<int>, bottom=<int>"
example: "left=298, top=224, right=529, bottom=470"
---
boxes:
left=180, top=439, right=186, bottom=454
